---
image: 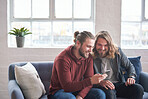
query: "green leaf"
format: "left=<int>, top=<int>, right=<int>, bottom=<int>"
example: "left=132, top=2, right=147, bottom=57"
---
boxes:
left=8, top=27, right=32, bottom=37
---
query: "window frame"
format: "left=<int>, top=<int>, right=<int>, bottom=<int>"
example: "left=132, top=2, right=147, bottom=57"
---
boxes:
left=142, top=0, right=148, bottom=21
left=8, top=0, right=95, bottom=48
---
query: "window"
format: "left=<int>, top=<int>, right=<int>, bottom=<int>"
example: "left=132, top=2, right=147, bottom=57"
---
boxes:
left=121, top=0, right=148, bottom=49
left=8, top=0, right=95, bottom=48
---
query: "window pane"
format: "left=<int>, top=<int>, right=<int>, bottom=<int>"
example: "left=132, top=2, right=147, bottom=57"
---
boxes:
left=74, top=22, right=94, bottom=33
left=122, top=0, right=141, bottom=21
left=55, top=0, right=72, bottom=18
left=11, top=22, right=31, bottom=29
left=32, top=0, right=49, bottom=18
left=74, top=0, right=91, bottom=18
left=53, top=22, right=73, bottom=46
left=32, top=22, right=51, bottom=47
left=14, top=0, right=31, bottom=18
left=121, top=22, right=141, bottom=48
left=145, top=0, right=148, bottom=19
left=141, top=22, right=148, bottom=47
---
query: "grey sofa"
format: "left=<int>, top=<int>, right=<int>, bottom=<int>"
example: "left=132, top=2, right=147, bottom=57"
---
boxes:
left=8, top=62, right=53, bottom=99
left=8, top=57, right=148, bottom=99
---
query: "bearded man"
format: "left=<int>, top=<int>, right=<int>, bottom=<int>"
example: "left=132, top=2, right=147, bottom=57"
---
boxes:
left=49, top=31, right=107, bottom=99
left=93, top=31, right=144, bottom=99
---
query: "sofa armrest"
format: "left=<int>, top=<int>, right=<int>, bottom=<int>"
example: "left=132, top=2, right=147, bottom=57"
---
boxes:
left=8, top=80, right=24, bottom=99
left=139, top=71, right=148, bottom=92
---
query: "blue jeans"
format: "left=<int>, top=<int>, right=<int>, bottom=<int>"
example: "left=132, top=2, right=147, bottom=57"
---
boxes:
left=49, top=88, right=106, bottom=99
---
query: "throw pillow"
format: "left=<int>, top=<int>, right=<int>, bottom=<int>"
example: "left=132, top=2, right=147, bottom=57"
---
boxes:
left=128, top=56, right=142, bottom=83
left=15, top=62, right=46, bottom=99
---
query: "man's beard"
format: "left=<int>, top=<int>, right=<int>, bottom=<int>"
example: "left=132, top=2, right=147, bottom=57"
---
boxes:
left=79, top=47, right=89, bottom=58
left=97, top=49, right=108, bottom=58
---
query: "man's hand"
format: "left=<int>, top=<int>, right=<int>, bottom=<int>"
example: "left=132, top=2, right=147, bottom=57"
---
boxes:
left=90, top=73, right=108, bottom=84
left=99, top=80, right=115, bottom=90
left=76, top=95, right=83, bottom=99
left=125, top=77, right=135, bottom=86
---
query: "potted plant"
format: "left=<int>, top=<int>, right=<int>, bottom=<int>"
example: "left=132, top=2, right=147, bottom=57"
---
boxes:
left=8, top=27, right=32, bottom=47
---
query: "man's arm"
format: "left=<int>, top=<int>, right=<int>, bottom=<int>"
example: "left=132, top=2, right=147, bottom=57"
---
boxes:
left=56, top=59, right=91, bottom=91
left=77, top=57, right=107, bottom=98
left=119, top=47, right=136, bottom=77
left=119, top=48, right=136, bottom=85
left=75, top=73, right=107, bottom=98
left=77, top=57, right=94, bottom=98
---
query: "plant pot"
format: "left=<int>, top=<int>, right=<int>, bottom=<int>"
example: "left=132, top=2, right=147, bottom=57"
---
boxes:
left=16, top=37, right=25, bottom=48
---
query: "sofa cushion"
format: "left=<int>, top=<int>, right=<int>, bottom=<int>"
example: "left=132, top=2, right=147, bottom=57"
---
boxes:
left=128, top=56, right=142, bottom=83
left=15, top=62, right=46, bottom=99
left=122, top=56, right=142, bottom=83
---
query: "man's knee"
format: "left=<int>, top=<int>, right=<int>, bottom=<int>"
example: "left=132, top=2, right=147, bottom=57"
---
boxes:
left=90, top=88, right=106, bottom=99
left=129, top=83, right=144, bottom=99
left=133, top=84, right=144, bottom=95
left=97, top=89, right=106, bottom=98
left=103, top=89, right=116, bottom=99
left=64, top=94, right=76, bottom=99
left=50, top=89, right=76, bottom=99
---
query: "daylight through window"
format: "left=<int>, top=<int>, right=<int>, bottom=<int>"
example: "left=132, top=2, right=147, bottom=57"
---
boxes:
left=121, top=0, right=148, bottom=49
left=8, top=0, right=95, bottom=48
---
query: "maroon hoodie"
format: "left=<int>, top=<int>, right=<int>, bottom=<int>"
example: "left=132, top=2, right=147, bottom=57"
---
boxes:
left=49, top=45, right=94, bottom=98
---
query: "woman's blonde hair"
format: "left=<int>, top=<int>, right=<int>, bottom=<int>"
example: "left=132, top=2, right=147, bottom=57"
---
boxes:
left=93, top=31, right=119, bottom=59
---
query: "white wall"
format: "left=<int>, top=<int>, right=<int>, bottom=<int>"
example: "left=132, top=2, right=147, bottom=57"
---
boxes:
left=0, top=0, right=148, bottom=99
left=95, top=0, right=121, bottom=46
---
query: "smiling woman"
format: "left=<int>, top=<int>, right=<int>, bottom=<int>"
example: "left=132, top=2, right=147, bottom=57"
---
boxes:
left=8, top=0, right=95, bottom=48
